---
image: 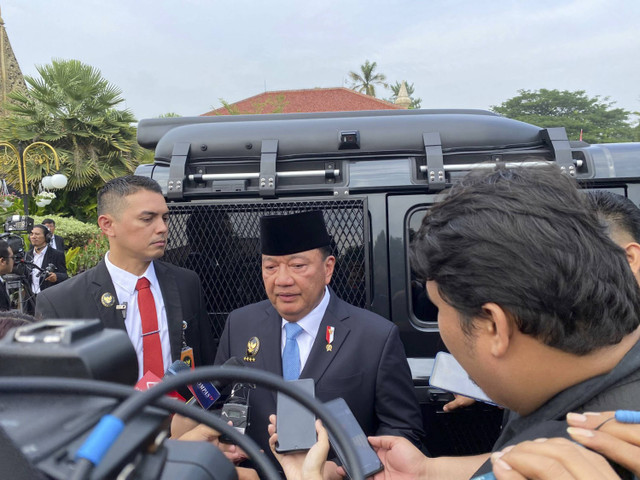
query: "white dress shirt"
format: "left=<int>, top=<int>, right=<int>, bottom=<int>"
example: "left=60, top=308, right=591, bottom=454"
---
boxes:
left=280, top=286, right=331, bottom=372
left=104, top=252, right=172, bottom=380
left=31, top=246, right=47, bottom=294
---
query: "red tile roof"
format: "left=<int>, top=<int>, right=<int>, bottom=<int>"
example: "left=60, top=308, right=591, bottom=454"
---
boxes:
left=202, top=87, right=403, bottom=116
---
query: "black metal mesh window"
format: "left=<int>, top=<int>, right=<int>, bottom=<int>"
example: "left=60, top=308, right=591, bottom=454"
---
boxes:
left=163, top=199, right=369, bottom=341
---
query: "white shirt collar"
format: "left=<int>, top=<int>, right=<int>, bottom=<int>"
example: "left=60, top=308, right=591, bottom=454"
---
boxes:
left=104, top=252, right=159, bottom=294
left=281, top=286, right=331, bottom=338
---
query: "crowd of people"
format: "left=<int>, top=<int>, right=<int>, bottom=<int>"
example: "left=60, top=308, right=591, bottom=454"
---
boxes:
left=1, top=168, right=639, bottom=479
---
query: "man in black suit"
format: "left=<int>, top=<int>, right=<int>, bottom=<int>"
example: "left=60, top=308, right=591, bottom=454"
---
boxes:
left=36, top=176, right=216, bottom=381
left=214, top=211, right=423, bottom=474
left=42, top=218, right=65, bottom=251
left=25, top=224, right=68, bottom=295
left=0, top=240, right=15, bottom=311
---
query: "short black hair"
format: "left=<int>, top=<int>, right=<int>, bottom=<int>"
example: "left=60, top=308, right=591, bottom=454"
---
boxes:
left=97, top=176, right=163, bottom=216
left=410, top=166, right=640, bottom=355
left=586, top=190, right=640, bottom=243
left=0, top=239, right=10, bottom=259
left=42, top=218, right=55, bottom=226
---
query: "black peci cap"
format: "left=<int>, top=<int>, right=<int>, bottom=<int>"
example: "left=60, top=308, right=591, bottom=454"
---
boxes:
left=260, top=211, right=331, bottom=256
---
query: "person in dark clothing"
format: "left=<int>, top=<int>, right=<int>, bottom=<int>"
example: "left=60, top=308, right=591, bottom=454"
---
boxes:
left=25, top=224, right=67, bottom=294
left=0, top=240, right=15, bottom=311
left=42, top=219, right=65, bottom=251
left=336, top=166, right=640, bottom=480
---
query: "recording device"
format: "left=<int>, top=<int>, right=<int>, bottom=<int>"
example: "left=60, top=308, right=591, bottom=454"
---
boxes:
left=166, top=359, right=222, bottom=407
left=168, top=357, right=245, bottom=410
left=275, top=378, right=317, bottom=453
left=324, top=397, right=384, bottom=478
left=0, top=320, right=242, bottom=480
left=219, top=382, right=253, bottom=443
left=0, top=232, right=26, bottom=264
left=38, top=263, right=57, bottom=278
left=0, top=319, right=137, bottom=385
left=429, top=352, right=497, bottom=406
left=0, top=322, right=366, bottom=480
left=4, top=214, right=34, bottom=233
left=134, top=370, right=187, bottom=402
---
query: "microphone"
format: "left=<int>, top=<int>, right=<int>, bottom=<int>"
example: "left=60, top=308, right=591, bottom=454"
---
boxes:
left=135, top=370, right=187, bottom=402
left=166, top=356, right=244, bottom=410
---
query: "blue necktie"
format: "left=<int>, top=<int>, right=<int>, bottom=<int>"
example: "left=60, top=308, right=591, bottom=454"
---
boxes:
left=282, top=322, right=303, bottom=381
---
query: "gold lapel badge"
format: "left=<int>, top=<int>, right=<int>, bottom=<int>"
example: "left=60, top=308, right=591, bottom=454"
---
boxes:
left=244, top=336, right=260, bottom=362
left=101, top=292, right=115, bottom=307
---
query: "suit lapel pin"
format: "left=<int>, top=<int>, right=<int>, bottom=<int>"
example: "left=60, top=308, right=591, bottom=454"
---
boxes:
left=326, top=326, right=335, bottom=352
left=101, top=292, right=115, bottom=307
left=244, top=336, right=260, bottom=362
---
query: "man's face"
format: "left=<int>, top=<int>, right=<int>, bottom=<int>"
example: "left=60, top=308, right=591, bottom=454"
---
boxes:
left=262, top=249, right=335, bottom=321
left=29, top=227, right=48, bottom=249
left=0, top=246, right=14, bottom=275
left=105, top=190, right=169, bottom=263
left=426, top=281, right=496, bottom=399
left=43, top=223, right=55, bottom=234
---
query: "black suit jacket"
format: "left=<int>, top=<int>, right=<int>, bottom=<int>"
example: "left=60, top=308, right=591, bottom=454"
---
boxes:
left=35, top=259, right=216, bottom=370
left=0, top=279, right=11, bottom=310
left=215, top=289, right=424, bottom=458
left=25, top=246, right=68, bottom=291
left=50, top=235, right=65, bottom=252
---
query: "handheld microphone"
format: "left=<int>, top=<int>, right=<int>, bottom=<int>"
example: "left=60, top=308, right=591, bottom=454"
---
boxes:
left=166, top=356, right=244, bottom=410
left=135, top=370, right=186, bottom=402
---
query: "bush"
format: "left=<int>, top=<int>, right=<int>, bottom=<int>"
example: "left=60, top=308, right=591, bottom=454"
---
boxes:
left=65, top=231, right=109, bottom=275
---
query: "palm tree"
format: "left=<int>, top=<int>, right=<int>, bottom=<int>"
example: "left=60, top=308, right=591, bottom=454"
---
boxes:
left=0, top=59, right=142, bottom=221
left=348, top=60, right=388, bottom=98
left=0, top=59, right=141, bottom=193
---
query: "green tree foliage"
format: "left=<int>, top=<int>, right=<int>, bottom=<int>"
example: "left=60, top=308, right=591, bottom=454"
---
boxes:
left=348, top=60, right=388, bottom=98
left=389, top=81, right=422, bottom=109
left=0, top=59, right=142, bottom=220
left=491, top=89, right=636, bottom=143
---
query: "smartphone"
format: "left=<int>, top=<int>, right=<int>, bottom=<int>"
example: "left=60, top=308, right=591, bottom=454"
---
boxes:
left=429, top=352, right=498, bottom=406
left=324, top=397, right=384, bottom=478
left=275, top=378, right=317, bottom=453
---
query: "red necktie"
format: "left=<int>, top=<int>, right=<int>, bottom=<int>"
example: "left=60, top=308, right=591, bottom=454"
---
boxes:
left=136, top=277, right=164, bottom=377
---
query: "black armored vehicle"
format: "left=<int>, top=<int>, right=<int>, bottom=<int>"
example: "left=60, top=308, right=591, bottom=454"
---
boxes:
left=136, top=109, right=640, bottom=455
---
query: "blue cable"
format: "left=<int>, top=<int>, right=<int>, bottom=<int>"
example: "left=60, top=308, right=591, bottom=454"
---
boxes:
left=75, top=414, right=125, bottom=465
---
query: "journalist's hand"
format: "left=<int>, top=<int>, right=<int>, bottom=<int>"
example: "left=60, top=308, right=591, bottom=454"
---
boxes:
left=566, top=410, right=640, bottom=477
left=491, top=437, right=619, bottom=480
left=443, top=394, right=476, bottom=412
left=175, top=418, right=248, bottom=464
left=367, top=436, right=428, bottom=480
left=268, top=414, right=329, bottom=480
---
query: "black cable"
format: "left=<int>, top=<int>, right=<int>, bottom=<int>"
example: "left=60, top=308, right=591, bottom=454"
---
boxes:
left=108, top=366, right=365, bottom=480
left=0, top=376, right=280, bottom=480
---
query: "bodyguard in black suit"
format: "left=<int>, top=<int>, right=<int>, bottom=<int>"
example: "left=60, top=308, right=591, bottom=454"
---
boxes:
left=36, top=259, right=214, bottom=371
left=42, top=219, right=65, bottom=251
left=214, top=211, right=423, bottom=473
left=36, top=176, right=216, bottom=380
left=25, top=224, right=68, bottom=294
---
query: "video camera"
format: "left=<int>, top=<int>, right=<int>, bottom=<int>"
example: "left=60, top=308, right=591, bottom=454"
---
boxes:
left=0, top=320, right=237, bottom=480
left=0, top=231, right=27, bottom=265
left=4, top=215, right=34, bottom=234
left=0, top=320, right=364, bottom=480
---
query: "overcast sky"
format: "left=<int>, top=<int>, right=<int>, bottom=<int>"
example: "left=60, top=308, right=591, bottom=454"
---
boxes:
left=3, top=0, right=639, bottom=121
